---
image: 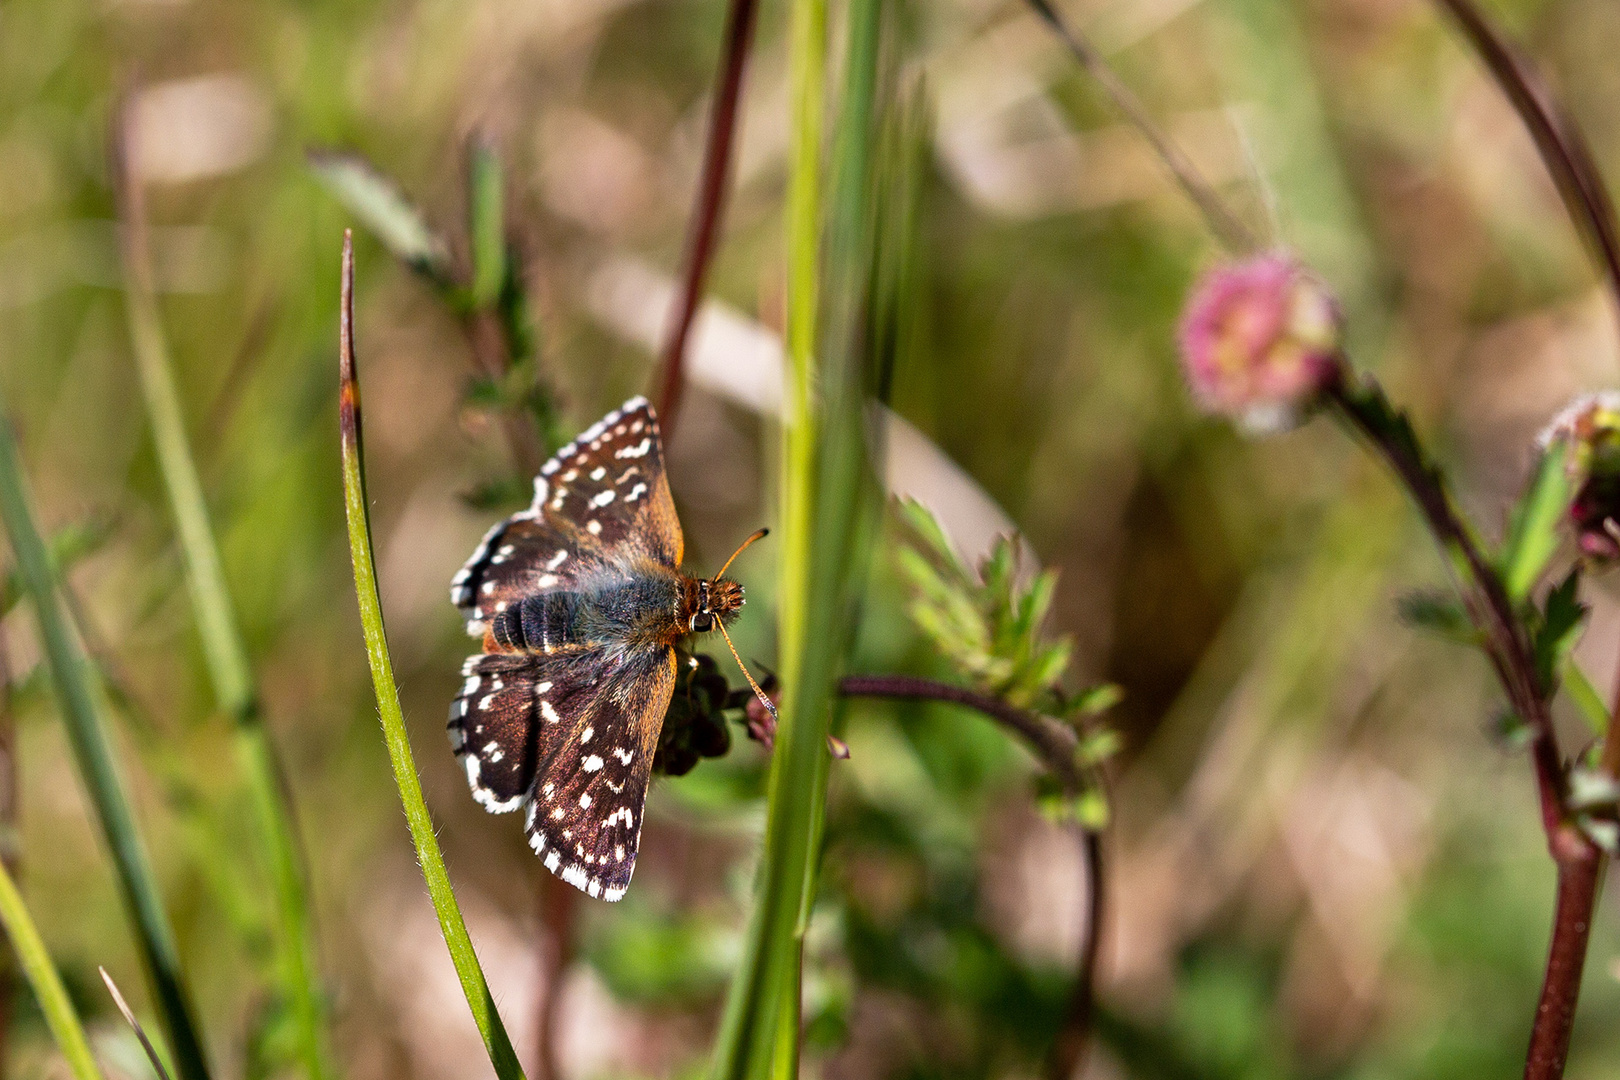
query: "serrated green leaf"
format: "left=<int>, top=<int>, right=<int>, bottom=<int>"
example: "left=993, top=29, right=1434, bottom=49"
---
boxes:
left=896, top=498, right=966, bottom=580
left=1501, top=441, right=1573, bottom=603
left=308, top=150, right=450, bottom=279
left=1068, top=683, right=1123, bottom=717
left=1532, top=569, right=1587, bottom=691
left=1076, top=728, right=1121, bottom=766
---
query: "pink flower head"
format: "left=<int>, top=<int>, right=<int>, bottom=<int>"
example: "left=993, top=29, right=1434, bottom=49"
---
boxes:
left=1177, top=254, right=1342, bottom=431
left=1538, top=392, right=1620, bottom=561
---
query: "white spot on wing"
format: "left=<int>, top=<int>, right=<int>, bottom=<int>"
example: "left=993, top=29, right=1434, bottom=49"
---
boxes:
left=583, top=754, right=605, bottom=772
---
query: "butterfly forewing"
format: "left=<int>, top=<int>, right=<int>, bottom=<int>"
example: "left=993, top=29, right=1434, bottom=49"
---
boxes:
left=534, top=397, right=682, bottom=567
left=524, top=645, right=674, bottom=900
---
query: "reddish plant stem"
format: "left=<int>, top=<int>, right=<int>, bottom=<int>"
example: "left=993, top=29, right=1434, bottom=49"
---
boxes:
left=1525, top=838, right=1600, bottom=1080
left=1323, top=375, right=1566, bottom=836
left=837, top=674, right=1103, bottom=1076
left=1429, top=0, right=1620, bottom=321
left=1323, top=373, right=1607, bottom=1080
left=655, top=0, right=761, bottom=437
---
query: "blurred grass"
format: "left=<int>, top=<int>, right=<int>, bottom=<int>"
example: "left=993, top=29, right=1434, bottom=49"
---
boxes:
left=0, top=407, right=209, bottom=1080
left=115, top=107, right=332, bottom=1080
left=4, top=0, right=1620, bottom=1077
left=0, top=854, right=102, bottom=1080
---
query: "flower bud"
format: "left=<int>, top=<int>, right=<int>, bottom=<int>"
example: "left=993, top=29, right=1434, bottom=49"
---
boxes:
left=1177, top=254, right=1343, bottom=432
left=1538, top=392, right=1620, bottom=560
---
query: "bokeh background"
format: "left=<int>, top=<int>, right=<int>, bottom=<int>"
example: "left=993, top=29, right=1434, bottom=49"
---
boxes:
left=5, top=0, right=1620, bottom=1077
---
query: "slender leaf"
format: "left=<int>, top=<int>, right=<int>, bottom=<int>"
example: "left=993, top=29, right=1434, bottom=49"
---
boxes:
left=0, top=857, right=104, bottom=1080
left=118, top=152, right=333, bottom=1080
left=337, top=233, right=526, bottom=1080
left=1565, top=660, right=1611, bottom=737
left=1501, top=441, right=1573, bottom=604
left=0, top=409, right=211, bottom=1080
left=309, top=150, right=451, bottom=281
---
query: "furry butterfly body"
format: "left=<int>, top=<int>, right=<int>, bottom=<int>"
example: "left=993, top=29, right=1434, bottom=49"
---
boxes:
left=448, top=396, right=745, bottom=900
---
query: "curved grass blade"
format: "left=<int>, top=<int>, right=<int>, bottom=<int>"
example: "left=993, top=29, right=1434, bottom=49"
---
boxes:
left=0, top=857, right=104, bottom=1080
left=337, top=232, right=527, bottom=1080
left=114, top=109, right=333, bottom=1080
left=0, top=409, right=210, bottom=1080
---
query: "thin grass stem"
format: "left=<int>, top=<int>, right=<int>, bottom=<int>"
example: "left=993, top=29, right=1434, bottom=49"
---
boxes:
left=1022, top=0, right=1255, bottom=253
left=0, top=409, right=210, bottom=1080
left=337, top=231, right=527, bottom=1080
left=0, top=857, right=103, bottom=1080
left=655, top=0, right=761, bottom=436
left=112, top=103, right=332, bottom=1080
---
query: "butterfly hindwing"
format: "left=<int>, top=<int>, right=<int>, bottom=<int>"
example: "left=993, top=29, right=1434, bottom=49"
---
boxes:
left=524, top=644, right=675, bottom=901
left=534, top=397, right=682, bottom=567
left=449, top=648, right=615, bottom=814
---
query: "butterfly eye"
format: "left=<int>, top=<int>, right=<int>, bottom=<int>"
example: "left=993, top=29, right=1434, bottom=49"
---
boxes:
left=690, top=612, right=715, bottom=633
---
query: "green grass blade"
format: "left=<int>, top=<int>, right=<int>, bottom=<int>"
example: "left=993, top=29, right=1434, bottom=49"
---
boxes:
left=116, top=150, right=333, bottom=1080
left=711, top=2, right=896, bottom=1076
left=0, top=409, right=212, bottom=1080
left=709, top=0, right=827, bottom=1074
left=336, top=232, right=527, bottom=1080
left=0, top=855, right=105, bottom=1080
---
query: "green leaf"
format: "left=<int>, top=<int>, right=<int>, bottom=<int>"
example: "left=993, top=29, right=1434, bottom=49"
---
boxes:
left=896, top=497, right=967, bottom=581
left=1076, top=728, right=1122, bottom=767
left=0, top=515, right=113, bottom=616
left=338, top=236, right=526, bottom=1080
left=468, top=140, right=506, bottom=311
left=1395, top=590, right=1478, bottom=645
left=1491, top=708, right=1533, bottom=750
left=1067, top=682, right=1123, bottom=718
left=1564, top=660, right=1611, bottom=737
left=309, top=150, right=451, bottom=280
left=1532, top=569, right=1587, bottom=692
left=1501, top=441, right=1573, bottom=603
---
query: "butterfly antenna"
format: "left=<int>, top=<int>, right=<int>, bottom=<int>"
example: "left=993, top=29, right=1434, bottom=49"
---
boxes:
left=717, top=620, right=777, bottom=721
left=714, top=527, right=769, bottom=581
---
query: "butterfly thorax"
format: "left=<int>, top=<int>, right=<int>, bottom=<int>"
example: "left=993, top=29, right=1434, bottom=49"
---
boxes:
left=487, top=564, right=744, bottom=653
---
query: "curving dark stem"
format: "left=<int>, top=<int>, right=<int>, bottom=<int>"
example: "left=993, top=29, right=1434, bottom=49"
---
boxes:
left=1323, top=372, right=1599, bottom=1080
left=655, top=0, right=761, bottom=437
left=1430, top=0, right=1620, bottom=320
left=838, top=675, right=1104, bottom=1077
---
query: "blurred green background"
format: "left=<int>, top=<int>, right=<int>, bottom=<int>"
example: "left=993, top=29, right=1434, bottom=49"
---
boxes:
left=5, top=0, right=1620, bottom=1077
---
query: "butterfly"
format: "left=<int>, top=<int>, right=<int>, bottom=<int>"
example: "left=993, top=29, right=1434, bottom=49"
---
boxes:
left=448, top=396, right=770, bottom=901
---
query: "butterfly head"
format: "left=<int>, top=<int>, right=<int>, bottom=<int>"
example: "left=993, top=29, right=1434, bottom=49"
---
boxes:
left=689, top=577, right=745, bottom=634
